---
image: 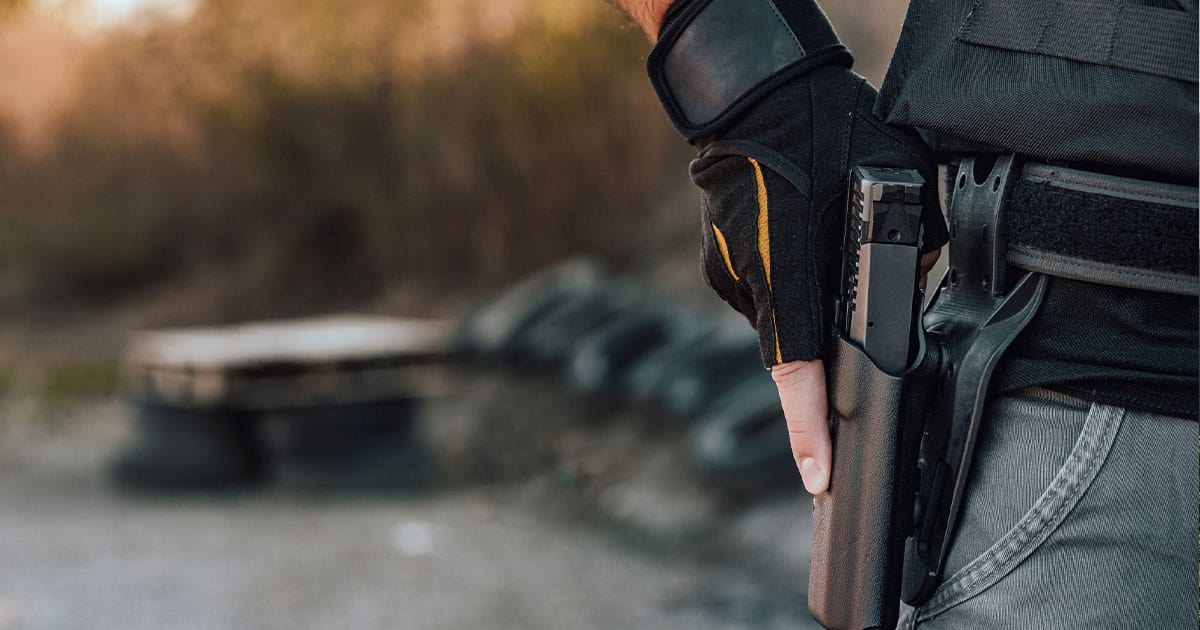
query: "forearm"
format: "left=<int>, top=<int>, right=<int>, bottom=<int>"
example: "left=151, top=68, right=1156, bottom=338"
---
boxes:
left=608, top=0, right=674, bottom=40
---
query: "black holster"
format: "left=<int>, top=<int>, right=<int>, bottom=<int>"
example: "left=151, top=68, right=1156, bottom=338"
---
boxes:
left=809, top=156, right=1050, bottom=629
left=808, top=330, right=940, bottom=630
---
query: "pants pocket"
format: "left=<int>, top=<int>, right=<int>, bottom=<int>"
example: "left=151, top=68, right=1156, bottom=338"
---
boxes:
left=903, top=395, right=1125, bottom=628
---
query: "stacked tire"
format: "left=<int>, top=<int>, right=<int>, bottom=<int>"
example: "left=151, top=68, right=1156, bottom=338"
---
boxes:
left=112, top=404, right=263, bottom=488
left=456, top=259, right=794, bottom=488
left=114, top=316, right=447, bottom=491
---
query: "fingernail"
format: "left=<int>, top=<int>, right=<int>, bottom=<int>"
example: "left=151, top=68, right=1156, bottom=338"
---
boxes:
left=799, top=457, right=823, bottom=494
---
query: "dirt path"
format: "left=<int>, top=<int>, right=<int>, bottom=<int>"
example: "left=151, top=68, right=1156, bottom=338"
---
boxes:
left=0, top=387, right=821, bottom=630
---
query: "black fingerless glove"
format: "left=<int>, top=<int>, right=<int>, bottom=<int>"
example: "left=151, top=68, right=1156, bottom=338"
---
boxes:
left=648, top=0, right=948, bottom=366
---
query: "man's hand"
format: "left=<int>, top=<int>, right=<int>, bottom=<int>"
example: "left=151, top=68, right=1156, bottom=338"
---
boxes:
left=617, top=0, right=948, bottom=492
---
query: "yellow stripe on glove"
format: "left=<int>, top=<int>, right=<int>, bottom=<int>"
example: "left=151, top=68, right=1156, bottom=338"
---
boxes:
left=748, top=158, right=782, bottom=364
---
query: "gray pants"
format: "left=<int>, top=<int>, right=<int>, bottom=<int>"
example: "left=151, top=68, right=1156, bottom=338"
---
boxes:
left=898, top=389, right=1199, bottom=629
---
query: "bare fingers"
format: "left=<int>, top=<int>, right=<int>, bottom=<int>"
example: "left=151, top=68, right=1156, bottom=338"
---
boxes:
left=771, top=359, right=831, bottom=494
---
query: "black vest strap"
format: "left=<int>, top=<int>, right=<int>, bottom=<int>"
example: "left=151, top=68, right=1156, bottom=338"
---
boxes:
left=957, top=0, right=1199, bottom=84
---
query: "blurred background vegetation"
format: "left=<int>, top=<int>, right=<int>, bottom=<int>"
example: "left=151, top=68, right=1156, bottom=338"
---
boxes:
left=0, top=0, right=689, bottom=321
left=0, top=0, right=905, bottom=398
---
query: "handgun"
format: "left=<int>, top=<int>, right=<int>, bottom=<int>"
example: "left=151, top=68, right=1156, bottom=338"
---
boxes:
left=835, top=167, right=924, bottom=374
left=808, top=166, right=937, bottom=630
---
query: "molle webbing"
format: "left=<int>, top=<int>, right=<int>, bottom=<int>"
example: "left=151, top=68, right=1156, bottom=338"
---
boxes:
left=1005, top=163, right=1199, bottom=296
left=957, top=0, right=1199, bottom=84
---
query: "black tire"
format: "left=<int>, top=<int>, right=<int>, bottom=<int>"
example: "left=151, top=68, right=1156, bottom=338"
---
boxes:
left=655, top=335, right=764, bottom=419
left=567, top=308, right=679, bottom=395
left=617, top=312, right=719, bottom=403
left=453, top=260, right=606, bottom=359
left=111, top=403, right=263, bottom=489
left=512, top=288, right=637, bottom=366
left=690, top=374, right=795, bottom=489
left=266, top=398, right=430, bottom=490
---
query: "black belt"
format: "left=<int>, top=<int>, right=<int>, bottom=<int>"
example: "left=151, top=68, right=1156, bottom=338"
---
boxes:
left=1000, top=162, right=1198, bottom=296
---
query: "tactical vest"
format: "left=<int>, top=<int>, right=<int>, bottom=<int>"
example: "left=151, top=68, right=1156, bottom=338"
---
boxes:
left=876, top=0, right=1199, bottom=183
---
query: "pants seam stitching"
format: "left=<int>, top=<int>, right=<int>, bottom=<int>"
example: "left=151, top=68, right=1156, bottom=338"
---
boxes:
left=916, top=404, right=1124, bottom=621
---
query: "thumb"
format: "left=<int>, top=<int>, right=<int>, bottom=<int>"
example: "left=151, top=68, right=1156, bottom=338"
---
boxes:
left=771, top=359, right=832, bottom=495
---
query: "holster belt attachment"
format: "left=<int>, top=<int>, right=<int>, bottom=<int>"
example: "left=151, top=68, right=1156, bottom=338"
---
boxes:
left=1005, top=163, right=1199, bottom=296
left=646, top=0, right=852, bottom=142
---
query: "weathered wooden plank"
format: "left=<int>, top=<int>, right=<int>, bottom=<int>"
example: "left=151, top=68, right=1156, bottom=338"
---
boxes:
left=123, top=315, right=452, bottom=409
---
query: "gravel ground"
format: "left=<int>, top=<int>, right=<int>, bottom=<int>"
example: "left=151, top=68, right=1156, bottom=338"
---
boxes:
left=0, top=381, right=822, bottom=630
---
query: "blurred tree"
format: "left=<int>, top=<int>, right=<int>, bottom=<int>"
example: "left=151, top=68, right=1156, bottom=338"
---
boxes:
left=0, top=0, right=26, bottom=18
left=0, top=0, right=688, bottom=322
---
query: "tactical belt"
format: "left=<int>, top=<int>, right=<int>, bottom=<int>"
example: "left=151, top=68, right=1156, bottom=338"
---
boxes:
left=904, top=156, right=1197, bottom=609
left=1000, top=162, right=1199, bottom=296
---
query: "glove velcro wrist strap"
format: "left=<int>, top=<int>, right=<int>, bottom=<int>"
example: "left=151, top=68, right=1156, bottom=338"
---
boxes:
left=647, top=0, right=853, bottom=142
